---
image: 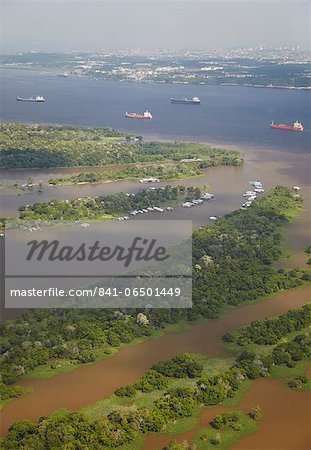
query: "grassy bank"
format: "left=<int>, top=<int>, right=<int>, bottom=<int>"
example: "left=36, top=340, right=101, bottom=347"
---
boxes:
left=47, top=163, right=206, bottom=186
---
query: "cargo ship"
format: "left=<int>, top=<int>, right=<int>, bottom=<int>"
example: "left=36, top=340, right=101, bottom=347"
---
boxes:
left=125, top=110, right=153, bottom=119
left=16, top=96, right=45, bottom=102
left=270, top=120, right=303, bottom=131
left=170, top=96, right=201, bottom=104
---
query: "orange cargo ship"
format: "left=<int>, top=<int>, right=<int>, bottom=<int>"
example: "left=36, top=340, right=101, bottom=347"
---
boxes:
left=270, top=120, right=304, bottom=131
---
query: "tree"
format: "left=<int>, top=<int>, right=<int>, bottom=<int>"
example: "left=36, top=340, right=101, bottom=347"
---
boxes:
left=249, top=406, right=262, bottom=420
left=115, top=385, right=136, bottom=397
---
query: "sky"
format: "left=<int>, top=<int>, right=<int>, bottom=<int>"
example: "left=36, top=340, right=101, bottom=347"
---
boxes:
left=0, top=0, right=310, bottom=53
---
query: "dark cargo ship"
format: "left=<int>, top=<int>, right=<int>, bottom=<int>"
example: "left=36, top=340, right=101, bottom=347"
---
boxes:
left=170, top=96, right=201, bottom=104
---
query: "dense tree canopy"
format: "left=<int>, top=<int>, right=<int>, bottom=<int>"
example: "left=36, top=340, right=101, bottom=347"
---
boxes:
left=0, top=123, right=242, bottom=170
left=223, top=304, right=311, bottom=346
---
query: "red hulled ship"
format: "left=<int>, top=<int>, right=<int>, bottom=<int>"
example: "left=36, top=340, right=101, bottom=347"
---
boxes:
left=270, top=120, right=304, bottom=131
left=125, top=110, right=153, bottom=119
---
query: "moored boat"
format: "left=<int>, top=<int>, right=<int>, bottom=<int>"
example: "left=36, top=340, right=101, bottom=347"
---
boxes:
left=171, top=96, right=201, bottom=104
left=270, top=120, right=303, bottom=131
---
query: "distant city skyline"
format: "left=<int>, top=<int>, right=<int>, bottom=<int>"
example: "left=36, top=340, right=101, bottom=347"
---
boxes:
left=0, top=0, right=310, bottom=53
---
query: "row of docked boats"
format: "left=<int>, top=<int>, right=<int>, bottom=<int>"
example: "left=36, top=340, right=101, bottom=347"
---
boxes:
left=240, top=180, right=264, bottom=209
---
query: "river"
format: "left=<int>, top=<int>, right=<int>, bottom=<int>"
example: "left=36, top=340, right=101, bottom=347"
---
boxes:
left=1, top=68, right=310, bottom=153
left=0, top=69, right=310, bottom=447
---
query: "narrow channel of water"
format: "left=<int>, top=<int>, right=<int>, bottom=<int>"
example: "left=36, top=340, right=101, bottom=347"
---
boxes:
left=143, top=377, right=311, bottom=450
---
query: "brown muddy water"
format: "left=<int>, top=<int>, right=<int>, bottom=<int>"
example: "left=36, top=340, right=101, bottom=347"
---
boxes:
left=1, top=148, right=310, bottom=267
left=1, top=285, right=310, bottom=435
left=143, top=377, right=311, bottom=450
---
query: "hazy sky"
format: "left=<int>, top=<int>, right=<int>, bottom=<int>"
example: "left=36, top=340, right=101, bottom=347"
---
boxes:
left=0, top=0, right=310, bottom=53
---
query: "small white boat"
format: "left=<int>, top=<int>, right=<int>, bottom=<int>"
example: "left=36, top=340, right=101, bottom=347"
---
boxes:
left=139, top=178, right=160, bottom=183
left=201, top=192, right=215, bottom=200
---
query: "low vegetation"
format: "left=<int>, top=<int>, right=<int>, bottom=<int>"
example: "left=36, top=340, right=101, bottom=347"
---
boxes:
left=0, top=383, right=29, bottom=410
left=288, top=375, right=311, bottom=391
left=48, top=163, right=204, bottom=185
left=305, top=245, right=311, bottom=265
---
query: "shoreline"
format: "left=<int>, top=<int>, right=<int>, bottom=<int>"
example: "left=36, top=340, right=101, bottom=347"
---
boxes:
left=1, top=65, right=310, bottom=91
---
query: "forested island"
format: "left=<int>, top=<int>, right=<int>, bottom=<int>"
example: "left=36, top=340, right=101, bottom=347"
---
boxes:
left=0, top=123, right=242, bottom=170
left=17, top=185, right=202, bottom=221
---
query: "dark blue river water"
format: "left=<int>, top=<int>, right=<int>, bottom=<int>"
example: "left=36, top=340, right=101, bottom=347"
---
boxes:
left=1, top=68, right=310, bottom=154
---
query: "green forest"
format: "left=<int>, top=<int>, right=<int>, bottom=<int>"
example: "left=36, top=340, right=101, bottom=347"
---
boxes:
left=0, top=123, right=242, bottom=170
